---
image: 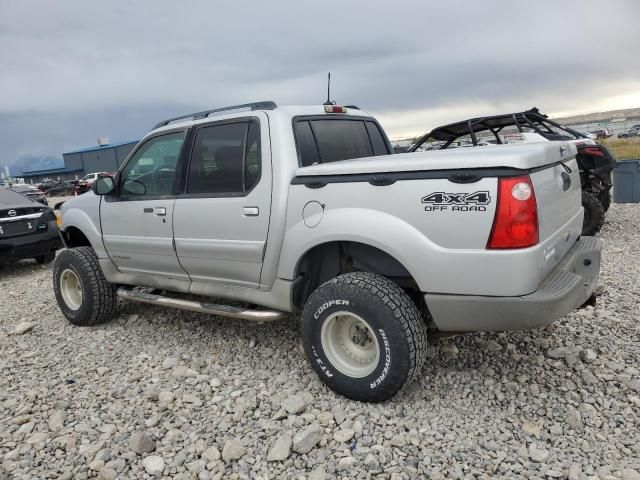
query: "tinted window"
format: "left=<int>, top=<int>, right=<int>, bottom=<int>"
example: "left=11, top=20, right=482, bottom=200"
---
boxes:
left=244, top=122, right=261, bottom=191
left=366, top=122, right=388, bottom=155
left=294, top=121, right=320, bottom=167
left=295, top=118, right=389, bottom=167
left=311, top=120, right=372, bottom=164
left=119, top=132, right=184, bottom=198
left=187, top=121, right=261, bottom=194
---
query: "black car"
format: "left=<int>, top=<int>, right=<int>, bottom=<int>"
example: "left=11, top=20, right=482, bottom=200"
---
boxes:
left=0, top=188, right=62, bottom=265
left=3, top=184, right=49, bottom=205
left=42, top=180, right=76, bottom=196
left=409, top=108, right=617, bottom=235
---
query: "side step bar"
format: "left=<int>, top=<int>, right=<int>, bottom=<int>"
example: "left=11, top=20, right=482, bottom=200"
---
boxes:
left=116, top=288, right=287, bottom=322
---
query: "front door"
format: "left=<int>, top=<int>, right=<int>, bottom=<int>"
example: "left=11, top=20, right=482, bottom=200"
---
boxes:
left=173, top=116, right=271, bottom=288
left=101, top=130, right=189, bottom=280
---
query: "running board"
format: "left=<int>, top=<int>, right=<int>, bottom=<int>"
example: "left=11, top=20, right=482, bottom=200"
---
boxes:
left=116, top=288, right=287, bottom=322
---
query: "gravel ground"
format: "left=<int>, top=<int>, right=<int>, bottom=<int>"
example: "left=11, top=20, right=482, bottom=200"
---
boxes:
left=1, top=202, right=639, bottom=480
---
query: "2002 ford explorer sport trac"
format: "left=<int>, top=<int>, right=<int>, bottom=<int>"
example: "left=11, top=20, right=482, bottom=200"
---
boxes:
left=53, top=101, right=601, bottom=401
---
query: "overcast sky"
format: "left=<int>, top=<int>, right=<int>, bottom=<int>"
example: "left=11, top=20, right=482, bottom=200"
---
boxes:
left=1, top=0, right=639, bottom=165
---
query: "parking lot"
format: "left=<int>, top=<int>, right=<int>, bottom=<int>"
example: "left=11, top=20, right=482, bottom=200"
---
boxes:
left=1, top=201, right=639, bottom=480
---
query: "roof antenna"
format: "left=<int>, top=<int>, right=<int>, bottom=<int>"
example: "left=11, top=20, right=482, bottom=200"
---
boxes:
left=323, top=72, right=335, bottom=105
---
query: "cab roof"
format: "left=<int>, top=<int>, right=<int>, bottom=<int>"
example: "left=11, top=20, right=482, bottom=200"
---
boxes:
left=151, top=101, right=372, bottom=134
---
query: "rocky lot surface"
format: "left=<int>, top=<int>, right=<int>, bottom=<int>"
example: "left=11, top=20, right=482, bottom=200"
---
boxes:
left=1, top=203, right=639, bottom=480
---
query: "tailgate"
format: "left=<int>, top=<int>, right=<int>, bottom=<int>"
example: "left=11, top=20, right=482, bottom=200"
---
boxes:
left=530, top=154, right=582, bottom=270
left=531, top=158, right=582, bottom=241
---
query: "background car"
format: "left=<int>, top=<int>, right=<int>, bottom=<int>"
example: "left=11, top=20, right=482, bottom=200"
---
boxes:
left=75, top=172, right=112, bottom=194
left=0, top=188, right=61, bottom=265
left=617, top=127, right=640, bottom=138
left=42, top=180, right=76, bottom=196
left=590, top=128, right=613, bottom=139
left=37, top=179, right=62, bottom=192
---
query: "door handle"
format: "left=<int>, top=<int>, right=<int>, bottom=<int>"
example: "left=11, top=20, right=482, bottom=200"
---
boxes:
left=243, top=207, right=259, bottom=216
left=144, top=207, right=166, bottom=216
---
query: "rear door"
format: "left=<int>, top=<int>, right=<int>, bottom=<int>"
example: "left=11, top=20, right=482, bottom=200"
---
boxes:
left=172, top=115, right=271, bottom=288
left=100, top=130, right=188, bottom=280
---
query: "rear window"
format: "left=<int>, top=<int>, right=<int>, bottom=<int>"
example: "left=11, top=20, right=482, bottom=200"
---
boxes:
left=294, top=118, right=390, bottom=167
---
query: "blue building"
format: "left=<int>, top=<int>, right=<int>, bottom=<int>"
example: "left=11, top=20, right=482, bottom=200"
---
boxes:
left=21, top=139, right=139, bottom=184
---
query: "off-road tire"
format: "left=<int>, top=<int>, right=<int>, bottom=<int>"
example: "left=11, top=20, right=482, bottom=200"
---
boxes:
left=582, top=191, right=605, bottom=236
left=35, top=252, right=56, bottom=264
left=53, top=247, right=117, bottom=326
left=301, top=272, right=428, bottom=402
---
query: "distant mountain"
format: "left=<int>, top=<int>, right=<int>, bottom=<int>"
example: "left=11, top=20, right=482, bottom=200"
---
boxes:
left=9, top=155, right=64, bottom=176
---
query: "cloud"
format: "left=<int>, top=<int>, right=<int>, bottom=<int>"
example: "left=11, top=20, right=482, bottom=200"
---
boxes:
left=1, top=0, right=639, bottom=162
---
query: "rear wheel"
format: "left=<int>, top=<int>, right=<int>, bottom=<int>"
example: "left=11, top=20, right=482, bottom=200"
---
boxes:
left=53, top=247, right=117, bottom=326
left=301, top=272, right=428, bottom=402
left=582, top=191, right=605, bottom=236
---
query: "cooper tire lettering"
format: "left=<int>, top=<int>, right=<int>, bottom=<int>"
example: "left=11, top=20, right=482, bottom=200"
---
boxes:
left=313, top=299, right=350, bottom=319
left=370, top=329, right=391, bottom=389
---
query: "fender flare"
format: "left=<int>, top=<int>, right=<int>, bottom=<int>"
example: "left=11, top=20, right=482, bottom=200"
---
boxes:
left=60, top=207, right=108, bottom=258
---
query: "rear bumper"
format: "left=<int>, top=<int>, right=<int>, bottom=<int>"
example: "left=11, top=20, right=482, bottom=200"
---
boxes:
left=425, top=236, right=602, bottom=332
left=0, top=221, right=62, bottom=263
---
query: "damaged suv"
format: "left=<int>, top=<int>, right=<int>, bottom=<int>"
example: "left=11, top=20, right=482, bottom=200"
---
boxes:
left=54, top=102, right=601, bottom=401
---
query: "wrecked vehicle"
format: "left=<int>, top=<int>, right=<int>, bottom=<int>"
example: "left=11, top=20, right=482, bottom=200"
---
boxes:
left=410, top=108, right=617, bottom=235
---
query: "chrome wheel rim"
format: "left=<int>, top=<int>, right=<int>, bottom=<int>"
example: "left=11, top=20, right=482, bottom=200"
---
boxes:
left=60, top=269, right=83, bottom=310
left=320, top=311, right=380, bottom=378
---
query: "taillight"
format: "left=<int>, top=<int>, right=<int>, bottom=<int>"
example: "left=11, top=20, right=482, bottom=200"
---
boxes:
left=580, top=146, right=605, bottom=157
left=487, top=175, right=538, bottom=249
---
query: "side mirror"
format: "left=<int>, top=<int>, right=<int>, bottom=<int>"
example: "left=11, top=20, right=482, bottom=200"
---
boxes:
left=93, top=176, right=115, bottom=195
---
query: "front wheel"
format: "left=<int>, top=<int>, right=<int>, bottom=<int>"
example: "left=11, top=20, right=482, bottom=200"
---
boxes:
left=53, top=247, right=117, bottom=326
left=301, top=272, right=428, bottom=402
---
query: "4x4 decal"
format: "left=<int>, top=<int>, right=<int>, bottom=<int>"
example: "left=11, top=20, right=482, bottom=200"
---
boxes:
left=422, top=191, right=491, bottom=212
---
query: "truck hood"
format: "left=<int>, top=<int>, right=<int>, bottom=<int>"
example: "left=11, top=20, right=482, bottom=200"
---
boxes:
left=295, top=141, right=577, bottom=176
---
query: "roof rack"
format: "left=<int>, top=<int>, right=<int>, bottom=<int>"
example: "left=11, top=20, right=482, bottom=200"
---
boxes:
left=153, top=101, right=278, bottom=129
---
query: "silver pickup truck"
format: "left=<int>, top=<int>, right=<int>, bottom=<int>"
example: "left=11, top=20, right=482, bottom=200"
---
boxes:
left=54, top=101, right=601, bottom=401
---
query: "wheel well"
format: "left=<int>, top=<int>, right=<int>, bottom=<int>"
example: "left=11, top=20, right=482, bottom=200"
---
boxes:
left=62, top=227, right=91, bottom=248
left=292, top=241, right=420, bottom=309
